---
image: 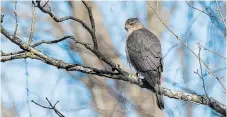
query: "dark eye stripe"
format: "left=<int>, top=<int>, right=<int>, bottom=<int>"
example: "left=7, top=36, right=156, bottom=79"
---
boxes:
left=129, top=20, right=138, bottom=25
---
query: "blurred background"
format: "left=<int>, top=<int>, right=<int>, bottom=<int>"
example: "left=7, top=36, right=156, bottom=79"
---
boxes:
left=1, top=1, right=226, bottom=117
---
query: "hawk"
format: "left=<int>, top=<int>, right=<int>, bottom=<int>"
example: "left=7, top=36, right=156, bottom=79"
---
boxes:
left=125, top=18, right=164, bottom=110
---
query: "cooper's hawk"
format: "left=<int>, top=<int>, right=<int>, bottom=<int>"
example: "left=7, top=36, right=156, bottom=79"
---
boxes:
left=125, top=18, right=164, bottom=110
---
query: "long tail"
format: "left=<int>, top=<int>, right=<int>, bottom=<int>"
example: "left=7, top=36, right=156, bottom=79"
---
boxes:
left=155, top=84, right=164, bottom=110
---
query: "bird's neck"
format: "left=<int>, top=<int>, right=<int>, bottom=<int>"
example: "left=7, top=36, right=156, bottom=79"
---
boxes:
left=127, top=26, right=143, bottom=37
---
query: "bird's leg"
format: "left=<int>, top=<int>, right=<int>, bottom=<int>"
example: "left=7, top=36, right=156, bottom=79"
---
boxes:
left=128, top=72, right=138, bottom=81
left=136, top=72, right=144, bottom=83
left=136, top=72, right=144, bottom=79
left=136, top=72, right=139, bottom=78
left=129, top=72, right=144, bottom=83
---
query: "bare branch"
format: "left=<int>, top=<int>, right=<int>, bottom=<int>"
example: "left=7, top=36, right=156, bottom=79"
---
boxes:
left=196, top=45, right=208, bottom=97
left=31, top=100, right=53, bottom=109
left=1, top=36, right=73, bottom=56
left=185, top=1, right=224, bottom=23
left=33, top=1, right=128, bottom=75
left=197, top=42, right=226, bottom=60
left=82, top=1, right=98, bottom=49
left=1, top=52, right=41, bottom=62
left=1, top=25, right=124, bottom=79
left=45, top=98, right=64, bottom=117
left=32, top=98, right=65, bottom=117
left=28, top=3, right=36, bottom=45
left=1, top=27, right=126, bottom=78
left=162, top=87, right=226, bottom=116
left=82, top=1, right=96, bottom=31
left=33, top=1, right=95, bottom=44
left=13, top=1, right=18, bottom=39
left=215, top=0, right=227, bottom=28
left=147, top=1, right=226, bottom=92
left=32, top=36, right=73, bottom=47
left=42, top=0, right=49, bottom=7
left=203, top=67, right=226, bottom=77
left=34, top=1, right=98, bottom=49
left=1, top=51, right=122, bottom=81
left=72, top=38, right=127, bottom=75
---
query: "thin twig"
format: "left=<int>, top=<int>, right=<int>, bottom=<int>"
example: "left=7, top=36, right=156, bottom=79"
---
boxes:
left=32, top=98, right=65, bottom=117
left=203, top=67, right=226, bottom=76
left=185, top=1, right=223, bottom=23
left=13, top=1, right=18, bottom=39
left=31, top=100, right=53, bottom=109
left=54, top=101, right=59, bottom=107
left=82, top=1, right=98, bottom=49
left=28, top=3, right=36, bottom=45
left=197, top=42, right=226, bottom=60
left=198, top=45, right=208, bottom=97
left=33, top=1, right=94, bottom=42
left=215, top=0, right=227, bottom=28
left=46, top=98, right=64, bottom=117
left=147, top=1, right=226, bottom=93
left=82, top=1, right=96, bottom=31
left=42, top=0, right=49, bottom=7
left=32, top=36, right=73, bottom=47
left=1, top=36, right=73, bottom=56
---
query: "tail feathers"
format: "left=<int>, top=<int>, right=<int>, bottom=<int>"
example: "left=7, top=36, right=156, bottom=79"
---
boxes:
left=155, top=85, right=164, bottom=110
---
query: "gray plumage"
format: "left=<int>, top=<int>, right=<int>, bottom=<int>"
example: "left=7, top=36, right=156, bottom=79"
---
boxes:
left=126, top=27, right=164, bottom=110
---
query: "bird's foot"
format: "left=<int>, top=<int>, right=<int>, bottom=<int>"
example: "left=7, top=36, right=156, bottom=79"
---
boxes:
left=136, top=72, right=144, bottom=79
left=129, top=72, right=144, bottom=82
left=129, top=73, right=137, bottom=78
left=129, top=73, right=138, bottom=80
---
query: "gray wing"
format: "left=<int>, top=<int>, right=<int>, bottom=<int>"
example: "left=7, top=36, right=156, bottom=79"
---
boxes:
left=126, top=28, right=163, bottom=87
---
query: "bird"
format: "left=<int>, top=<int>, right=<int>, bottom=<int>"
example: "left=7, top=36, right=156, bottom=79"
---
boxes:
left=125, top=18, right=164, bottom=110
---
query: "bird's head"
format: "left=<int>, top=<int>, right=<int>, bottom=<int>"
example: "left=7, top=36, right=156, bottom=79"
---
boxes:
left=125, top=18, right=143, bottom=34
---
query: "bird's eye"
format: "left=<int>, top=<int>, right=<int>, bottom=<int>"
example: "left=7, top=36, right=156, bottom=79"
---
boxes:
left=125, top=27, right=128, bottom=31
left=129, top=22, right=133, bottom=25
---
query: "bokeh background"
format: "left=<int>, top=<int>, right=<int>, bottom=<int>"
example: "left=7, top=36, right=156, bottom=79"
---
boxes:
left=1, top=1, right=226, bottom=117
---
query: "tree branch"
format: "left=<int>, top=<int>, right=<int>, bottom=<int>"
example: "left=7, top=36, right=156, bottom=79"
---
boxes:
left=197, top=42, right=226, bottom=60
left=215, top=0, right=227, bottom=28
left=195, top=45, right=208, bottom=97
left=82, top=1, right=98, bottom=49
left=1, top=36, right=73, bottom=56
left=1, top=52, right=41, bottom=62
left=28, top=3, right=36, bottom=45
left=162, top=88, right=226, bottom=116
left=33, top=1, right=131, bottom=77
left=33, top=1, right=99, bottom=49
left=31, top=98, right=64, bottom=117
left=185, top=1, right=224, bottom=24
left=13, top=1, right=18, bottom=40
